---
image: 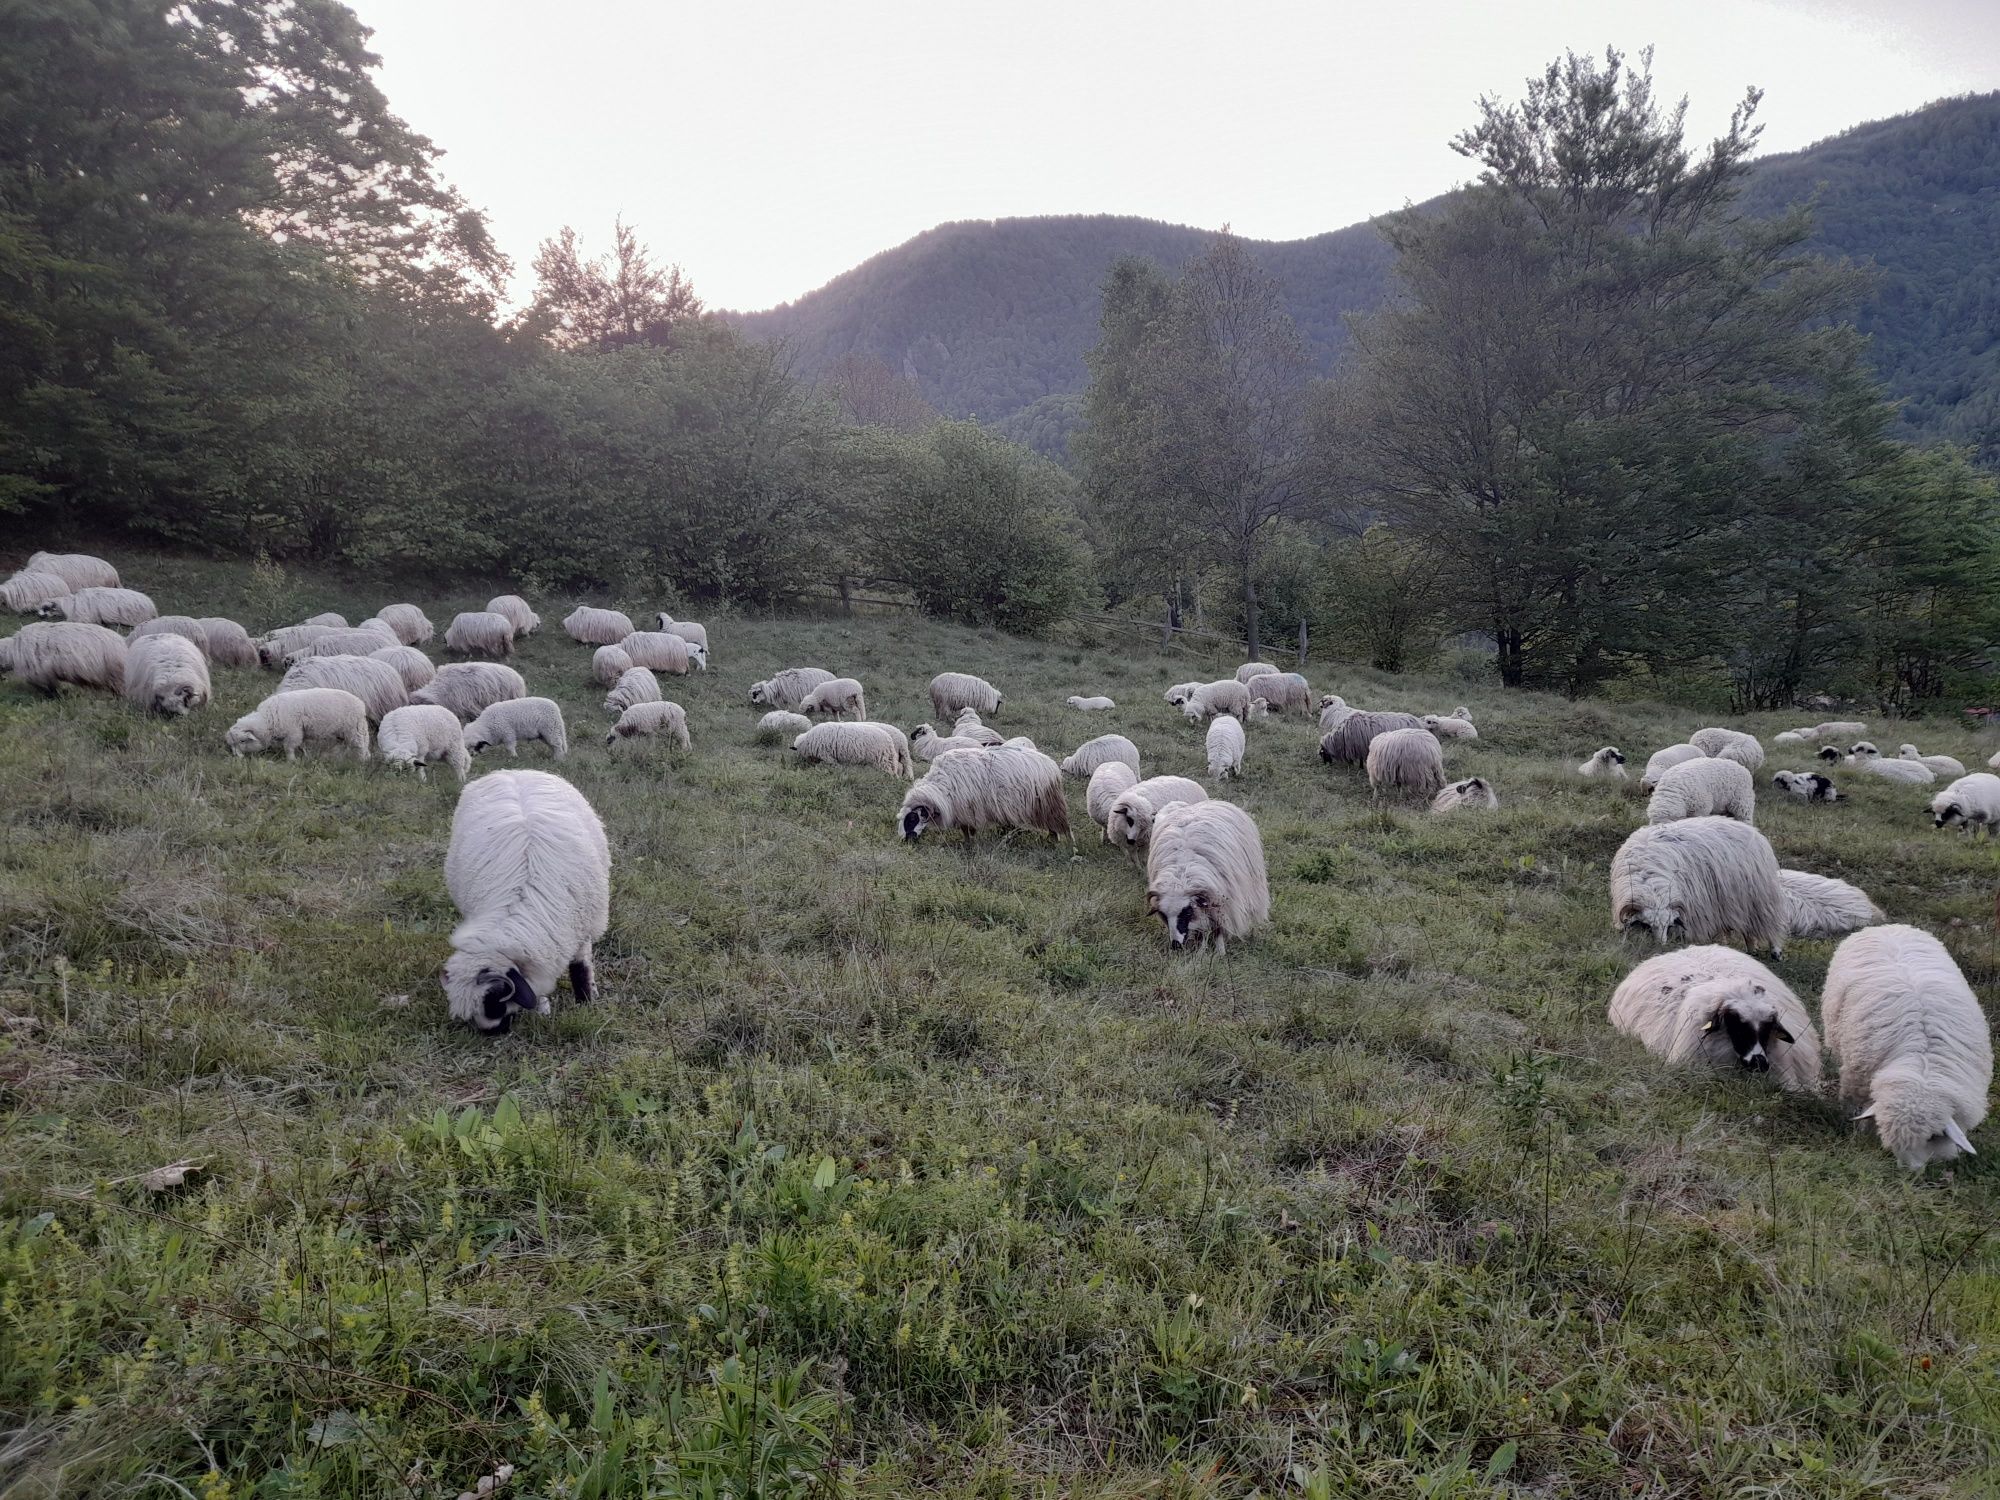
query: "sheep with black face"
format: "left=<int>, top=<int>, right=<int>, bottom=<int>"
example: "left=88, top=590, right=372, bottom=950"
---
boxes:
left=1608, top=946, right=1819, bottom=1091
left=1773, top=770, right=1841, bottom=803
left=1578, top=746, right=1627, bottom=779
left=1931, top=773, right=2000, bottom=838
left=898, top=745, right=1068, bottom=844
left=1145, top=800, right=1270, bottom=954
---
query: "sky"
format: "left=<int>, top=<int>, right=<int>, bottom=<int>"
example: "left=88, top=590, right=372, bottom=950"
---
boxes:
left=348, top=0, right=2000, bottom=312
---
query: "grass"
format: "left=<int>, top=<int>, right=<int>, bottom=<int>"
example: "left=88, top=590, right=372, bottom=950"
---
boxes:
left=4, top=551, right=2000, bottom=1497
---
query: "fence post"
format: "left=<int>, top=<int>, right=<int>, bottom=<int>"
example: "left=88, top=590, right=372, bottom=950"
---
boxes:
left=1298, top=618, right=1309, bottom=668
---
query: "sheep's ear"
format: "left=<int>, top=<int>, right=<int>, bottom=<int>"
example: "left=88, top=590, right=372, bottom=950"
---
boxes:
left=506, top=967, right=538, bottom=1014
left=1699, top=1012, right=1718, bottom=1035
left=1852, top=1105, right=1875, bottom=1121
left=1771, top=1021, right=1795, bottom=1045
left=1145, top=891, right=1161, bottom=915
left=1946, top=1121, right=1976, bottom=1154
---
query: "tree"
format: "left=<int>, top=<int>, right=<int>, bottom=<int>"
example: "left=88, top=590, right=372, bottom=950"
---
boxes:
left=523, top=219, right=703, bottom=351
left=826, top=354, right=937, bottom=433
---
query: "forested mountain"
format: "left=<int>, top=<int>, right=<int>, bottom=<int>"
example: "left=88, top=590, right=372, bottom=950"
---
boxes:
left=732, top=92, right=2000, bottom=462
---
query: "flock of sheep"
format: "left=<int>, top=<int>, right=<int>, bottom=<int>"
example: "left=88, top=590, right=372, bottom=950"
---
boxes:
left=2, top=551, right=1993, bottom=1168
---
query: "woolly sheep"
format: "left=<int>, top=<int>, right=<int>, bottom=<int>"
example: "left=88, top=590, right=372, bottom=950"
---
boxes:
left=1243, top=672, right=1310, bottom=714
left=444, top=770, right=609, bottom=1035
left=898, top=744, right=1069, bottom=843
left=1106, top=775, right=1209, bottom=857
left=486, top=595, right=540, bottom=637
left=0, top=622, right=126, bottom=695
left=1832, top=753, right=1934, bottom=785
left=278, top=655, right=408, bottom=722
left=444, top=610, right=516, bottom=659
left=1182, top=679, right=1253, bottom=722
left=197, top=618, right=260, bottom=669
left=377, top=704, right=471, bottom=781
left=1989, top=749, right=2000, bottom=770
left=564, top=606, right=635, bottom=646
left=1061, top=733, right=1140, bottom=779
left=1640, top=744, right=1703, bottom=792
left=26, top=552, right=119, bottom=591
left=1432, top=776, right=1498, bottom=813
left=999, top=735, right=1039, bottom=751
left=130, top=615, right=211, bottom=656
left=1647, top=757, right=1755, bottom=825
left=1898, top=745, right=1965, bottom=778
left=929, top=671, right=1003, bottom=720
left=654, top=612, right=709, bottom=653
left=750, top=666, right=834, bottom=709
left=792, top=721, right=913, bottom=779
left=1773, top=729, right=1810, bottom=746
left=410, top=662, right=527, bottom=722
left=951, top=708, right=1004, bottom=746
left=1146, top=800, right=1270, bottom=954
left=1823, top=925, right=1991, bottom=1170
left=298, top=612, right=348, bottom=629
left=1066, top=695, right=1116, bottom=711
left=1, top=570, right=72, bottom=614
left=911, top=725, right=989, bottom=761
left=1087, top=762, right=1139, bottom=829
left=603, top=667, right=662, bottom=716
left=285, top=627, right=402, bottom=663
left=465, top=696, right=569, bottom=760
left=1608, top=946, right=1819, bottom=1091
left=621, top=630, right=694, bottom=675
left=369, top=644, right=436, bottom=691
left=39, top=587, right=156, bottom=629
left=1320, top=710, right=1425, bottom=765
left=1780, top=869, right=1883, bottom=940
left=1610, top=817, right=1787, bottom=956
left=1367, top=726, right=1447, bottom=803
left=257, top=624, right=336, bottom=666
left=755, top=710, right=811, bottom=744
left=1235, top=662, right=1280, bottom=684
left=1772, top=770, right=1841, bottom=803
left=1206, top=715, right=1245, bottom=780
left=1578, top=746, right=1628, bottom=778
left=374, top=603, right=434, bottom=646
left=122, top=634, right=211, bottom=716
left=226, top=687, right=369, bottom=761
left=1931, top=772, right=2000, bottom=837
left=1813, top=720, right=1868, bottom=739
left=801, top=677, right=867, bottom=720
left=591, top=645, right=633, bottom=687
left=606, top=700, right=691, bottom=750
left=1423, top=710, right=1478, bottom=741
left=1690, top=727, right=1765, bottom=770
left=1316, top=695, right=1349, bottom=731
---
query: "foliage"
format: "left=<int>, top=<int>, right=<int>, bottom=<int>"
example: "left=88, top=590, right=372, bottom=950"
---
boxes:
left=521, top=218, right=704, bottom=351
left=1320, top=525, right=1452, bottom=673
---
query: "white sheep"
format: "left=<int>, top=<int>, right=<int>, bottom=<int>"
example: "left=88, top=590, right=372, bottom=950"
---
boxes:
left=1242, top=672, right=1310, bottom=714
left=1813, top=720, right=1867, bottom=739
left=1842, top=741, right=1881, bottom=760
left=654, top=612, right=709, bottom=654
left=1647, top=756, right=1755, bottom=825
left=1898, top=745, right=1965, bottom=778
left=486, top=595, right=540, bottom=637
left=1610, top=816, right=1787, bottom=956
left=444, top=611, right=516, bottom=659
left=606, top=700, right=691, bottom=750
left=620, top=630, right=695, bottom=675
left=298, top=612, right=348, bottom=629
left=1061, top=733, right=1140, bottom=779
left=1989, top=749, right=2000, bottom=770
left=1145, top=800, right=1270, bottom=954
left=226, top=687, right=370, bottom=760
left=1316, top=694, right=1349, bottom=730
left=1206, top=715, right=1245, bottom=780
left=0, top=622, right=126, bottom=695
left=951, top=709, right=1004, bottom=746
left=1608, top=946, right=1819, bottom=1091
left=1690, top=727, right=1765, bottom=770
left=911, top=725, right=991, bottom=761
left=257, top=624, right=336, bottom=667
left=444, top=770, right=609, bottom=1035
left=130, top=615, right=211, bottom=657
left=26, top=552, right=120, bottom=590
left=1087, top=762, right=1139, bottom=829
left=564, top=606, right=635, bottom=646
left=1431, top=777, right=1498, bottom=813
left=1931, top=772, right=2000, bottom=837
left=197, top=618, right=260, bottom=669
left=1000, top=735, right=1039, bottom=751
left=755, top=710, right=811, bottom=744
left=374, top=603, right=434, bottom=646
left=0, top=570, right=72, bottom=614
left=39, top=587, right=157, bottom=629
left=369, top=644, right=437, bottom=691
left=1106, top=775, right=1209, bottom=857
left=1066, top=695, right=1116, bottom=711
left=1577, top=746, right=1628, bottom=779
left=1772, top=770, right=1841, bottom=803
left=1181, top=679, right=1253, bottom=722
left=1640, top=744, right=1703, bottom=792
left=122, top=634, right=211, bottom=716
left=1423, top=709, right=1478, bottom=741
left=1320, top=710, right=1425, bottom=764
left=1780, top=869, right=1884, bottom=940
left=409, top=662, right=527, bottom=722
left=929, top=671, right=1003, bottom=720
left=1823, top=924, right=1991, bottom=1170
left=591, top=644, right=634, bottom=687
left=801, top=677, right=867, bottom=720
left=603, top=667, right=661, bottom=716
left=750, top=666, right=834, bottom=710
left=278, top=655, right=408, bottom=722
left=1772, top=729, right=1811, bottom=746
left=792, top=721, right=912, bottom=779
left=465, top=696, right=569, bottom=760
left=1830, top=753, right=1934, bottom=786
left=377, top=704, right=471, bottom=781
left=286, top=626, right=402, bottom=663
left=1234, top=662, right=1280, bottom=684
left=898, top=744, right=1069, bottom=843
left=1367, top=727, right=1447, bottom=802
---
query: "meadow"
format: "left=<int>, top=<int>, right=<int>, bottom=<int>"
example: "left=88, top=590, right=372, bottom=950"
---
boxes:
left=4, top=553, right=2000, bottom=1498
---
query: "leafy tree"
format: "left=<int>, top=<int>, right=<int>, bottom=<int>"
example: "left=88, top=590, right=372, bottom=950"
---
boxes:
left=1321, top=526, right=1452, bottom=674
left=826, top=354, right=937, bottom=433
left=523, top=219, right=702, bottom=351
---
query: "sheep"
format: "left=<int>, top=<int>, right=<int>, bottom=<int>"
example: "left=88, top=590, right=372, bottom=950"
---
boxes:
left=591, top=644, right=634, bottom=687
left=444, top=770, right=609, bottom=1035
left=39, top=587, right=157, bottom=629
left=196, top=618, right=260, bottom=669
left=1822, top=925, right=1991, bottom=1170
left=1772, top=770, right=1841, bottom=803
left=928, top=671, right=1003, bottom=720
left=1087, top=762, right=1139, bottom=829
left=465, top=697, right=569, bottom=760
left=278, top=655, right=408, bottom=722
left=801, top=677, right=867, bottom=720
left=1772, top=729, right=1811, bottom=746
left=564, top=606, right=635, bottom=646
left=130, top=615, right=211, bottom=657
left=1898, top=744, right=1966, bottom=778
left=606, top=700, right=691, bottom=750
left=26, top=552, right=120, bottom=591
left=369, top=644, right=436, bottom=691
left=486, top=595, right=540, bottom=637
left=1423, top=710, right=1478, bottom=741
left=0, top=622, right=127, bottom=695
left=1578, top=746, right=1628, bottom=779
left=377, top=704, right=471, bottom=781
left=620, top=630, right=694, bottom=675
left=1931, top=772, right=2000, bottom=838
left=1234, top=662, right=1280, bottom=684
left=654, top=612, right=709, bottom=654
left=1813, top=720, right=1868, bottom=739
left=1431, top=777, right=1498, bottom=813
left=897, top=744, right=1069, bottom=843
left=1000, top=735, right=1039, bottom=751
left=755, top=710, right=812, bottom=744
left=444, top=611, right=516, bottom=659
left=1989, top=749, right=2000, bottom=770
left=1367, top=726, right=1447, bottom=803
left=374, top=603, right=434, bottom=646
left=1106, top=775, right=1209, bottom=857
left=1835, top=754, right=1935, bottom=786
left=792, top=721, right=913, bottom=779
left=1243, top=672, right=1310, bottom=714
left=1316, top=694, right=1349, bottom=731
left=1245, top=697, right=1272, bottom=722
left=226, top=687, right=370, bottom=761
left=1610, top=817, right=1787, bottom=956
left=285, top=626, right=403, bottom=663
left=1607, top=946, right=1819, bottom=1091
left=1319, top=710, right=1425, bottom=765
left=1145, top=800, right=1270, bottom=954
left=1690, top=727, right=1765, bottom=770
left=603, top=667, right=661, bottom=716
left=1781, top=870, right=1884, bottom=940
left=409, top=662, right=527, bottom=722
left=1181, top=679, right=1253, bottom=722
left=1206, top=715, right=1245, bottom=780
left=1844, top=741, right=1881, bottom=760
left=257, top=624, right=336, bottom=667
left=951, top=709, right=1004, bottom=746
left=298, top=612, right=348, bottom=629
left=1640, top=743, right=1703, bottom=792
left=1061, top=733, right=1141, bottom=779
left=0, top=570, right=72, bottom=614
left=122, top=634, right=211, bottom=716
left=1647, top=757, right=1756, bottom=825
left=750, top=666, right=834, bottom=710
left=1066, top=695, right=1116, bottom=711
left=911, top=725, right=991, bottom=761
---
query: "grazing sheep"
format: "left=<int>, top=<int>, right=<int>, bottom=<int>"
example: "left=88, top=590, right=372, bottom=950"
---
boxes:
left=130, top=615, right=212, bottom=657
left=369, top=644, right=436, bottom=691
left=1316, top=694, right=1349, bottom=730
left=486, top=595, right=540, bottom=637
left=607, top=700, right=691, bottom=750
left=929, top=671, right=1003, bottom=720
left=951, top=708, right=1004, bottom=746
left=1608, top=946, right=1819, bottom=1091
left=654, top=612, right=709, bottom=654
left=1164, top=682, right=1200, bottom=708
left=898, top=745, right=1069, bottom=844
left=1578, top=746, right=1628, bottom=779
left=1772, top=770, right=1841, bottom=803
left=1813, top=720, right=1867, bottom=739
left=465, top=696, right=569, bottom=760
left=278, top=655, right=408, bottom=722
left=1690, top=727, right=1765, bottom=770
left=1367, top=726, right=1447, bottom=803
left=1319, top=710, right=1426, bottom=765
left=801, top=677, right=867, bottom=720
left=603, top=667, right=662, bottom=716
left=374, top=603, right=434, bottom=646
left=1423, top=710, right=1478, bottom=741
left=286, top=626, right=404, bottom=663
left=1181, top=679, right=1253, bottom=722
left=1061, top=733, right=1141, bottom=779
left=1146, top=800, right=1270, bottom=954
left=564, top=606, right=635, bottom=646
left=409, top=662, right=527, bottom=722
left=1235, top=662, right=1281, bottom=684
left=1610, top=817, right=1787, bottom=956
left=1067, top=695, right=1117, bottom=711
left=26, top=552, right=120, bottom=591
left=1, top=570, right=72, bottom=614
left=1898, top=745, right=1966, bottom=778
left=298, top=612, right=348, bottom=629
left=1243, top=672, right=1310, bottom=714
left=1931, top=772, right=2000, bottom=837
left=750, top=666, right=835, bottom=709
left=909, top=724, right=985, bottom=760
left=1106, top=775, right=1209, bottom=857
left=0, top=622, right=126, bottom=695
left=39, top=587, right=156, bottom=629
left=122, top=634, right=211, bottom=716
left=377, top=704, right=471, bottom=782
left=755, top=710, right=811, bottom=743
left=444, top=611, right=516, bottom=659
left=1087, top=762, right=1139, bottom=830
left=792, top=721, right=913, bottom=779
left=1640, top=743, right=1703, bottom=792
left=1647, top=757, right=1756, bottom=825
left=196, top=618, right=260, bottom=669
left=1823, top=925, right=1991, bottom=1170
left=1431, top=776, right=1498, bottom=813
left=444, top=770, right=609, bottom=1035
left=591, top=644, right=633, bottom=687
left=1781, top=870, right=1884, bottom=940
left=1206, top=715, right=1245, bottom=780
left=257, top=624, right=336, bottom=667
left=620, top=630, right=693, bottom=675
left=226, top=687, right=370, bottom=761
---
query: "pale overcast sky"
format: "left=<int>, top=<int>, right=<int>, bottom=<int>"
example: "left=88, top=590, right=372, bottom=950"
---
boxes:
left=348, top=0, right=2000, bottom=312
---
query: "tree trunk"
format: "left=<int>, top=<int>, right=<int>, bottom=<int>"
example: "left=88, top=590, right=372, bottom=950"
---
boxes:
left=1161, top=588, right=1181, bottom=648
left=1297, top=617, right=1309, bottom=667
left=1242, top=571, right=1260, bottom=662
left=1498, top=625, right=1525, bottom=687
left=838, top=574, right=853, bottom=615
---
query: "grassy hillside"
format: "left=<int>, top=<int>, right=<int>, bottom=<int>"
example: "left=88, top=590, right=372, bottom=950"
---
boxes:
left=5, top=554, right=2000, bottom=1496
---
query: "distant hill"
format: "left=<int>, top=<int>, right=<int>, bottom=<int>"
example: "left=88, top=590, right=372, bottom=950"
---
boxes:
left=731, top=93, right=2000, bottom=463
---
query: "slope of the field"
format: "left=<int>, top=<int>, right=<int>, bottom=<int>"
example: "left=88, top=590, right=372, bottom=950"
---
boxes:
left=4, top=554, right=2000, bottom=1495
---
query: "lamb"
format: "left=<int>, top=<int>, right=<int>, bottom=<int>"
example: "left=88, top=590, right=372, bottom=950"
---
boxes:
left=39, top=587, right=157, bottom=629
left=1206, top=715, right=1245, bottom=780
left=465, top=696, right=569, bottom=760
left=1647, top=756, right=1756, bottom=825
left=620, top=630, right=694, bottom=675
left=226, top=687, right=370, bottom=761
left=1145, top=800, right=1270, bottom=954
left=1319, top=710, right=1426, bottom=765
left=1931, top=772, right=2000, bottom=837
left=122, top=634, right=211, bottom=716
left=409, top=662, right=527, bottom=722
left=1781, top=870, right=1884, bottom=940
left=654, top=612, right=709, bottom=653
left=1423, top=708, right=1478, bottom=740
left=377, top=704, right=471, bottom=781
left=1771, top=770, right=1841, bottom=803
left=444, top=611, right=516, bottom=659
left=374, top=603, right=435, bottom=646
left=26, top=552, right=120, bottom=590
left=1242, top=672, right=1310, bottom=714
left=1234, top=662, right=1281, bottom=684
left=1087, top=762, right=1139, bottom=829
left=897, top=744, right=1069, bottom=843
left=801, top=677, right=867, bottom=720
left=196, top=618, right=260, bottom=669
left=0, top=570, right=71, bottom=613
left=564, top=606, right=635, bottom=646
left=1690, top=727, right=1765, bottom=770
left=1610, top=817, right=1787, bottom=956
left=486, top=594, right=540, bottom=637
left=911, top=725, right=990, bottom=761
left=1607, top=946, right=1819, bottom=1091
left=750, top=666, right=834, bottom=710
left=1181, top=679, right=1253, bottom=722
left=1822, top=925, right=1991, bottom=1170
left=603, top=667, right=662, bottom=716
left=1640, top=743, right=1703, bottom=792
left=1367, top=726, right=1447, bottom=803
left=130, top=615, right=212, bottom=657
left=755, top=710, right=812, bottom=744
left=1898, top=745, right=1966, bottom=778
left=951, top=709, right=1004, bottom=746
left=369, top=644, right=436, bottom=691
left=1061, top=733, right=1141, bottom=779
left=1106, top=775, right=1209, bottom=857
left=591, top=644, right=633, bottom=687
left=444, top=770, right=609, bottom=1035
left=1066, top=695, right=1116, bottom=711
left=1578, top=746, right=1628, bottom=779
left=278, top=655, right=408, bottom=722
left=1431, top=777, right=1499, bottom=813
left=0, top=622, right=126, bottom=695
left=606, top=700, right=691, bottom=750
left=792, top=721, right=913, bottom=779
left=286, top=626, right=403, bottom=663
